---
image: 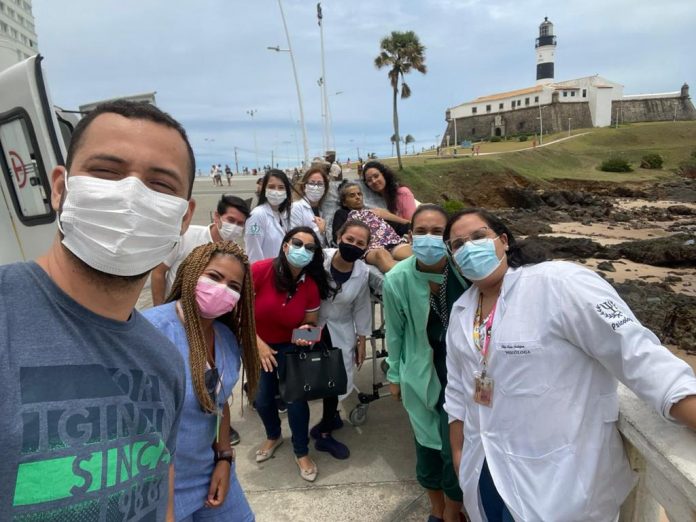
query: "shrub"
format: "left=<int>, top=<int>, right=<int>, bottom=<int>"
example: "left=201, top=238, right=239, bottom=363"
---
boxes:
left=678, top=159, right=696, bottom=178
left=442, top=199, right=465, bottom=215
left=490, top=136, right=502, bottom=142
left=640, top=153, right=663, bottom=169
left=599, top=157, right=633, bottom=173
left=691, top=150, right=696, bottom=159
left=518, top=134, right=528, bottom=142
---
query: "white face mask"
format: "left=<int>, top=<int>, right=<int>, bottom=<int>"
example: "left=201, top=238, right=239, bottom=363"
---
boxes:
left=58, top=174, right=189, bottom=277
left=219, top=222, right=244, bottom=242
left=265, top=189, right=287, bottom=206
left=305, top=184, right=325, bottom=203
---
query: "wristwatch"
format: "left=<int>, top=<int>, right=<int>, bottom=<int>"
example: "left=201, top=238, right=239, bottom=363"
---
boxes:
left=214, top=448, right=235, bottom=464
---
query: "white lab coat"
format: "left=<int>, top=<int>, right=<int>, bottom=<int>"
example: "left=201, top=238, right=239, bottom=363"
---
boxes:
left=444, top=261, right=696, bottom=522
left=290, top=198, right=326, bottom=246
left=318, top=248, right=372, bottom=399
left=244, top=202, right=289, bottom=263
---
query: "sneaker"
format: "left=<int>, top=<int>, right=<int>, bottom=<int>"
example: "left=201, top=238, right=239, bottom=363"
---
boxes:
left=314, top=434, right=350, bottom=460
left=230, top=427, right=241, bottom=446
left=310, top=412, right=344, bottom=440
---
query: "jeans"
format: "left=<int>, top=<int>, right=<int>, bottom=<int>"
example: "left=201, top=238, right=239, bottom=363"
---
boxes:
left=479, top=459, right=514, bottom=522
left=254, top=343, right=310, bottom=457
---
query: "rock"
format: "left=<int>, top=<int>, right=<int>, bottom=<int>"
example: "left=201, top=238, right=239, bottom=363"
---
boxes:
left=614, top=280, right=696, bottom=354
left=608, top=233, right=696, bottom=267
left=668, top=205, right=696, bottom=216
left=664, top=275, right=683, bottom=283
left=597, top=261, right=616, bottom=272
left=519, top=236, right=608, bottom=260
left=500, top=187, right=544, bottom=209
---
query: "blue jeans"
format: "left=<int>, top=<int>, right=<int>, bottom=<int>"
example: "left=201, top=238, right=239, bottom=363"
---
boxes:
left=254, top=343, right=310, bottom=457
left=479, top=459, right=514, bottom=522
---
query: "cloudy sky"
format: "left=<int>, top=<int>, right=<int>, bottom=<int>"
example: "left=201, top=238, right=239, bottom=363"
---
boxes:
left=33, top=0, right=695, bottom=170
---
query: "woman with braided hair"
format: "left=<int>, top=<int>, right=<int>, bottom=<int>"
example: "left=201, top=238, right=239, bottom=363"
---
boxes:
left=143, top=241, right=260, bottom=522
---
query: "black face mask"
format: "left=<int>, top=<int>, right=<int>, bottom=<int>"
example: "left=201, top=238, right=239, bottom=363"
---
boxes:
left=338, top=242, right=366, bottom=263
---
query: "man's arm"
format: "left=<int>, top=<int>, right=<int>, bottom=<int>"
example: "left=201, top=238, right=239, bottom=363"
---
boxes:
left=151, top=263, right=169, bottom=306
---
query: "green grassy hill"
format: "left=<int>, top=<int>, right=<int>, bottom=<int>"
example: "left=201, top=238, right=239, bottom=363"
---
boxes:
left=380, top=121, right=696, bottom=206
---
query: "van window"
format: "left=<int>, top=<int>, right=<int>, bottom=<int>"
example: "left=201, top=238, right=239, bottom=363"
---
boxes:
left=0, top=111, right=54, bottom=224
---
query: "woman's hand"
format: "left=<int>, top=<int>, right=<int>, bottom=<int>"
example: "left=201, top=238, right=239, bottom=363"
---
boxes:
left=204, top=461, right=231, bottom=508
left=257, top=336, right=278, bottom=372
left=355, top=336, right=366, bottom=370
left=314, top=216, right=326, bottom=234
left=389, top=382, right=401, bottom=401
left=293, top=323, right=316, bottom=347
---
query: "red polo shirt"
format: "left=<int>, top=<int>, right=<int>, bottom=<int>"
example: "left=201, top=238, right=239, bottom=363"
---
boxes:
left=252, top=258, right=320, bottom=344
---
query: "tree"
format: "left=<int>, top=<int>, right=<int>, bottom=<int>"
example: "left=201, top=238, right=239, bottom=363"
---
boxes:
left=404, top=134, right=415, bottom=155
left=390, top=134, right=397, bottom=156
left=375, top=31, right=427, bottom=170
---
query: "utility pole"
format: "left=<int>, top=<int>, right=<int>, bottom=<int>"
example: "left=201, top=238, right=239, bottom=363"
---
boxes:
left=273, top=0, right=310, bottom=166
left=234, top=146, right=239, bottom=174
left=246, top=109, right=259, bottom=169
left=567, top=117, right=572, bottom=137
left=317, top=3, right=331, bottom=152
left=271, top=149, right=275, bottom=169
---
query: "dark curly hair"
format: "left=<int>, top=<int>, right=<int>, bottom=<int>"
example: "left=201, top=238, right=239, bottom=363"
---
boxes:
left=361, top=160, right=399, bottom=214
left=444, top=208, right=546, bottom=268
left=273, top=226, right=335, bottom=300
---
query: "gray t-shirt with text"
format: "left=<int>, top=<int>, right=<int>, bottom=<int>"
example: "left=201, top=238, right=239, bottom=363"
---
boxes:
left=0, top=262, right=186, bottom=521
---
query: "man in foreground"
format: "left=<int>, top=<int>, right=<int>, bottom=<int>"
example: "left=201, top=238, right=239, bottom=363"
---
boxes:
left=0, top=100, right=196, bottom=521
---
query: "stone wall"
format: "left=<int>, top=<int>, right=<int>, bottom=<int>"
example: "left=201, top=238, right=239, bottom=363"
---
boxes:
left=443, top=101, right=593, bottom=145
left=612, top=95, right=696, bottom=124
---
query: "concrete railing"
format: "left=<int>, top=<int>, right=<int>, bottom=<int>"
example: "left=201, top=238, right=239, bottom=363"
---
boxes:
left=618, top=384, right=696, bottom=521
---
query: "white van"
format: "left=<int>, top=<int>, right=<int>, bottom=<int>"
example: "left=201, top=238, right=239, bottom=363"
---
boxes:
left=0, top=54, right=70, bottom=265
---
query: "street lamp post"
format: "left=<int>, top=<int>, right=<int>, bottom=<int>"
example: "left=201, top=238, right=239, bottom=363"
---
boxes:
left=246, top=109, right=259, bottom=170
left=568, top=117, right=572, bottom=137
left=269, top=0, right=310, bottom=167
left=538, top=104, right=544, bottom=145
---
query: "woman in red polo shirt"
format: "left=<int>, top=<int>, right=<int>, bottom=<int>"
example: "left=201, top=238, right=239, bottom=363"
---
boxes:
left=252, top=226, right=333, bottom=482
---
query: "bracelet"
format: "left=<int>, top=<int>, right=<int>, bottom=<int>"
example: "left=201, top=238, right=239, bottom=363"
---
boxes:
left=214, top=448, right=235, bottom=464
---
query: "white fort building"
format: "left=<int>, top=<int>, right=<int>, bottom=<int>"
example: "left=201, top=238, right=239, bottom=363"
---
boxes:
left=442, top=17, right=695, bottom=145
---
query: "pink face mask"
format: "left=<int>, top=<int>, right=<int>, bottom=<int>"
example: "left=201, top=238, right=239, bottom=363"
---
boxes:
left=195, top=276, right=241, bottom=319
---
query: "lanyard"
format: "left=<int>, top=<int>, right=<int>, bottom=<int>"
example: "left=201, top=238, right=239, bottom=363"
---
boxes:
left=472, top=293, right=498, bottom=373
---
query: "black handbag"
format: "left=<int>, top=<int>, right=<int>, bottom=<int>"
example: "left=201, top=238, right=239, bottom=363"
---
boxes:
left=279, top=343, right=347, bottom=403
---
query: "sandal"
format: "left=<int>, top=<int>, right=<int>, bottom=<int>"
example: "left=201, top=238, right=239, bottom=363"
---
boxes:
left=294, top=456, right=318, bottom=482
left=255, top=437, right=283, bottom=463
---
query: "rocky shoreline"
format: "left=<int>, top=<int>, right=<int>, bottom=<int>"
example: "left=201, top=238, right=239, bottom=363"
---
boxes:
left=494, top=177, right=696, bottom=355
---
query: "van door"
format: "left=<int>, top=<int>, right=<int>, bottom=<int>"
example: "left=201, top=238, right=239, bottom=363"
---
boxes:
left=0, top=54, right=66, bottom=264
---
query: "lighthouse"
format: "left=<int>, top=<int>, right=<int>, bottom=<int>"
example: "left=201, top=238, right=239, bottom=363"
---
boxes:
left=535, top=17, right=556, bottom=85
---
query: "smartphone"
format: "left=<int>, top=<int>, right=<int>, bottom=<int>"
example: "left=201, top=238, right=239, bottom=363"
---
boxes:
left=291, top=326, right=322, bottom=343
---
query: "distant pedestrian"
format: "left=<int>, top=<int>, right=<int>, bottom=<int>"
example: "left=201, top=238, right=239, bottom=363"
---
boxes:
left=225, top=164, right=233, bottom=185
left=475, top=145, right=481, bottom=156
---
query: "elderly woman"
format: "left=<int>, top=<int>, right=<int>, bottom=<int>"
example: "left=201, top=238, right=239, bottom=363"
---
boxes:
left=331, top=182, right=411, bottom=272
left=443, top=208, right=696, bottom=522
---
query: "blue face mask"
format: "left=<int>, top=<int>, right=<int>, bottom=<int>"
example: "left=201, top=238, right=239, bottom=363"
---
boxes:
left=286, top=245, right=314, bottom=268
left=453, top=237, right=502, bottom=281
left=412, top=234, right=446, bottom=266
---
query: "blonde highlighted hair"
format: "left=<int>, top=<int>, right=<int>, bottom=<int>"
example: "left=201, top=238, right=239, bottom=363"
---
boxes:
left=167, top=241, right=260, bottom=413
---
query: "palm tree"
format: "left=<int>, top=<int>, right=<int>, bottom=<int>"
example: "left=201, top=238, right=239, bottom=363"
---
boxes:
left=404, top=134, right=415, bottom=155
left=375, top=31, right=427, bottom=170
left=390, top=134, right=397, bottom=156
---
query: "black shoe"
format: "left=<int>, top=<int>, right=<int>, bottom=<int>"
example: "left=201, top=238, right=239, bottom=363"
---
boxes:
left=230, top=427, right=241, bottom=446
left=310, top=411, right=344, bottom=439
left=314, top=433, right=350, bottom=459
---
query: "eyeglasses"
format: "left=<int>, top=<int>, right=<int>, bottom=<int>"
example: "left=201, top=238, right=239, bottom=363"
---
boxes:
left=288, top=237, right=317, bottom=253
left=445, top=227, right=496, bottom=253
left=305, top=181, right=324, bottom=188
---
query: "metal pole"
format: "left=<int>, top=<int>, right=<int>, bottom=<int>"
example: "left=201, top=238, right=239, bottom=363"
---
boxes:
left=454, top=117, right=458, bottom=147
left=318, top=3, right=331, bottom=151
left=568, top=117, right=571, bottom=137
left=277, top=0, right=310, bottom=166
left=539, top=104, right=543, bottom=145
left=234, top=146, right=239, bottom=174
left=246, top=109, right=259, bottom=170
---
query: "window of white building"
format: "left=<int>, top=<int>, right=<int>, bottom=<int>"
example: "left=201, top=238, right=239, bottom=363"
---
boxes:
left=486, top=105, right=491, bottom=112
left=472, top=107, right=477, bottom=114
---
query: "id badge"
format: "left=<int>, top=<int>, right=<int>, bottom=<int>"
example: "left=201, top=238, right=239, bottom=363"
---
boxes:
left=473, top=371, right=494, bottom=407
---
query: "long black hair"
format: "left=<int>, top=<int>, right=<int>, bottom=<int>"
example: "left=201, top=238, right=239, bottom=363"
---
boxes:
left=257, top=169, right=292, bottom=219
left=410, top=203, right=448, bottom=229
left=273, top=226, right=334, bottom=299
left=361, top=160, right=399, bottom=213
left=444, top=208, right=546, bottom=268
